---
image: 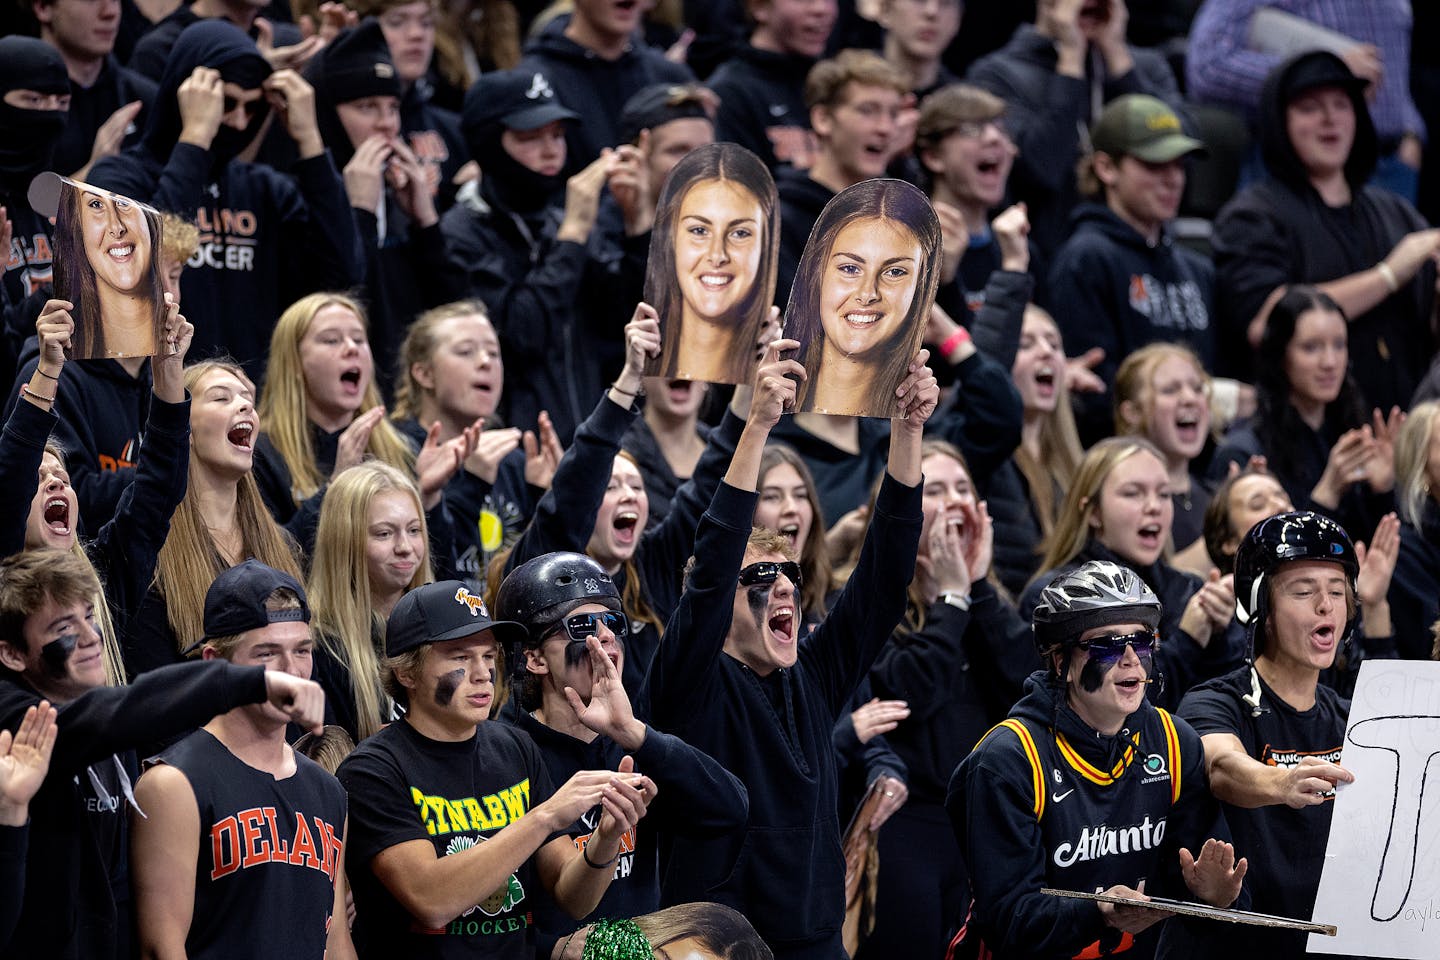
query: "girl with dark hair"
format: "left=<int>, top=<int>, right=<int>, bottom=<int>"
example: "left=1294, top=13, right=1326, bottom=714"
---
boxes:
left=53, top=183, right=167, bottom=359
left=1210, top=285, right=1399, bottom=538
left=788, top=179, right=941, bottom=417
left=648, top=143, right=778, bottom=384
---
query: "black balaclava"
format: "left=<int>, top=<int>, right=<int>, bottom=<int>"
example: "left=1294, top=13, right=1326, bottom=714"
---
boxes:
left=145, top=20, right=272, bottom=173
left=0, top=37, right=70, bottom=193
left=466, top=119, right=567, bottom=215
left=306, top=19, right=403, bottom=170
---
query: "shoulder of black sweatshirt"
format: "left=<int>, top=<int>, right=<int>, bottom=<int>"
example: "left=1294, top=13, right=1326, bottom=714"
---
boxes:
left=52, top=54, right=158, bottom=176
left=621, top=415, right=711, bottom=529
left=767, top=414, right=893, bottom=525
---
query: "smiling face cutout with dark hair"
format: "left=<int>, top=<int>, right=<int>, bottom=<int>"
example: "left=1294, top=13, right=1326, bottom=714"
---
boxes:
left=40, top=173, right=167, bottom=360
left=644, top=142, right=779, bottom=385
left=782, top=178, right=941, bottom=418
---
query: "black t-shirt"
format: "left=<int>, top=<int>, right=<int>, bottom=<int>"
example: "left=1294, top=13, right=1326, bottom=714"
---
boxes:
left=1179, top=667, right=1350, bottom=959
left=337, top=719, right=557, bottom=960
left=155, top=729, right=347, bottom=960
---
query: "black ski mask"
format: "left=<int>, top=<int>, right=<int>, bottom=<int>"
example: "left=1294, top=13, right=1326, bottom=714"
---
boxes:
left=0, top=37, right=70, bottom=193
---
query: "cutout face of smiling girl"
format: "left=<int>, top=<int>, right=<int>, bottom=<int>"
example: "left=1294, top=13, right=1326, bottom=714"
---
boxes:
left=675, top=178, right=763, bottom=325
left=83, top=188, right=151, bottom=294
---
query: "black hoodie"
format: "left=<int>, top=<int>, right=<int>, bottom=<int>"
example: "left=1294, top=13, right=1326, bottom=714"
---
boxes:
left=53, top=54, right=156, bottom=178
left=517, top=17, right=692, bottom=167
left=710, top=44, right=820, bottom=173
left=1213, top=51, right=1435, bottom=400
left=775, top=169, right=834, bottom=309
left=1047, top=203, right=1215, bottom=444
left=947, top=671, right=1231, bottom=960
left=90, top=20, right=364, bottom=384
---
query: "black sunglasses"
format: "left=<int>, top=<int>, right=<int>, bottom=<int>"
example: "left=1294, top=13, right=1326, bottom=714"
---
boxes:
left=551, top=610, right=629, bottom=643
left=738, top=561, right=802, bottom=591
left=1077, top=630, right=1156, bottom=666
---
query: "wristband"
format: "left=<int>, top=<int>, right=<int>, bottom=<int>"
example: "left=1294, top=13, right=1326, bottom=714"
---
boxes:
left=20, top=383, right=55, bottom=404
left=582, top=842, right=619, bottom=870
left=939, top=590, right=972, bottom=611
left=940, top=326, right=972, bottom=361
left=609, top=382, right=644, bottom=399
left=1377, top=261, right=1399, bottom=294
left=33, top=367, right=59, bottom=381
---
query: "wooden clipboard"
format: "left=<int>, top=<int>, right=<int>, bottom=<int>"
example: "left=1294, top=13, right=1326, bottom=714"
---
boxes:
left=1041, top=888, right=1337, bottom=935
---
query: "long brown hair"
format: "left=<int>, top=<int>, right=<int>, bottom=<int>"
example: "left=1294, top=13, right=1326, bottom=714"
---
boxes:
left=309, top=462, right=434, bottom=740
left=758, top=444, right=831, bottom=620
left=1036, top=436, right=1167, bottom=577
left=1013, top=305, right=1083, bottom=539
left=258, top=293, right=414, bottom=501
left=155, top=362, right=303, bottom=654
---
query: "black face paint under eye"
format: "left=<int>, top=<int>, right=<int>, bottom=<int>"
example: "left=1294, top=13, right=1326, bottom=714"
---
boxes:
left=746, top=584, right=772, bottom=627
left=1076, top=648, right=1154, bottom=693
left=563, top=639, right=590, bottom=669
left=40, top=631, right=80, bottom=678
left=434, top=668, right=465, bottom=707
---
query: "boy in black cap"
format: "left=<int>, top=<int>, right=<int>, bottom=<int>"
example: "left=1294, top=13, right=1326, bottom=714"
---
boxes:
left=337, top=579, right=656, bottom=959
left=494, top=551, right=748, bottom=960
left=441, top=68, right=621, bottom=442
left=130, top=560, right=350, bottom=960
left=90, top=20, right=363, bottom=382
left=0, top=548, right=327, bottom=960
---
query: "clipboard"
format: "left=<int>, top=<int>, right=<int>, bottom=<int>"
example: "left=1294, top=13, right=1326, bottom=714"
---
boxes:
left=1041, top=888, right=1337, bottom=935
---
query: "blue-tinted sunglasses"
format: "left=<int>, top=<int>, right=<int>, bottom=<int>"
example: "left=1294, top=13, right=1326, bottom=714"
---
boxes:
left=1077, top=630, right=1156, bottom=666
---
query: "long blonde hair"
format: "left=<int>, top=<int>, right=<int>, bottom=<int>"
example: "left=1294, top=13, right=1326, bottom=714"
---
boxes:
left=1395, top=401, right=1440, bottom=527
left=1037, top=436, right=1168, bottom=576
left=1014, top=305, right=1083, bottom=539
left=1113, top=341, right=1211, bottom=438
left=37, top=441, right=127, bottom=686
left=391, top=299, right=495, bottom=423
left=309, top=461, right=434, bottom=740
left=258, top=293, right=414, bottom=501
left=155, top=361, right=304, bottom=654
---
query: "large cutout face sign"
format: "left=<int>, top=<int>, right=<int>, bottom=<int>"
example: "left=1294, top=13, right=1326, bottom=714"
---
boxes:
left=643, top=143, right=779, bottom=385
left=32, top=172, right=167, bottom=360
left=781, top=178, right=941, bottom=419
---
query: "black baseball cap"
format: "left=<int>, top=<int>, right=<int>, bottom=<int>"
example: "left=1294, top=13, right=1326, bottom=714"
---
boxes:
left=462, top=68, right=579, bottom=135
left=385, top=580, right=528, bottom=657
left=617, top=82, right=711, bottom=145
left=189, top=560, right=310, bottom=653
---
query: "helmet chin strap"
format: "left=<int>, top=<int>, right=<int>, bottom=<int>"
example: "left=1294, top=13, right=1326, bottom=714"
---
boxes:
left=1243, top=664, right=1265, bottom=718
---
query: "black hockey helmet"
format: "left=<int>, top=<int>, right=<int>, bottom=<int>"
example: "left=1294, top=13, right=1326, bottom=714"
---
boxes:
left=494, top=551, right=623, bottom=648
left=1032, top=560, right=1162, bottom=664
left=1234, top=511, right=1358, bottom=658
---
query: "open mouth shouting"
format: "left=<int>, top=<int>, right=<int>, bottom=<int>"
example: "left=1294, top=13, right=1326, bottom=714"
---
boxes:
left=613, top=510, right=640, bottom=547
left=227, top=419, right=254, bottom=452
left=767, top=603, right=796, bottom=646
left=778, top=523, right=800, bottom=551
left=1034, top=364, right=1057, bottom=397
left=1135, top=522, right=1164, bottom=555
left=339, top=367, right=363, bottom=394
left=43, top=495, right=71, bottom=538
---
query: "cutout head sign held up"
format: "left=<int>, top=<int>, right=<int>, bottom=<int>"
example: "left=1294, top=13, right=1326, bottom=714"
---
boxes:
left=643, top=142, right=779, bottom=385
left=782, top=178, right=941, bottom=418
left=31, top=172, right=167, bottom=360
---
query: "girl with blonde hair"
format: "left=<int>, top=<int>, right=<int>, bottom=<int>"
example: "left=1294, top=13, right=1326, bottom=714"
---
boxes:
left=128, top=360, right=305, bottom=673
left=0, top=297, right=193, bottom=686
left=309, top=461, right=435, bottom=741
left=1113, top=341, right=1214, bottom=560
left=1387, top=402, right=1440, bottom=659
left=1023, top=437, right=1241, bottom=707
left=987, top=304, right=1086, bottom=595
left=254, top=292, right=473, bottom=557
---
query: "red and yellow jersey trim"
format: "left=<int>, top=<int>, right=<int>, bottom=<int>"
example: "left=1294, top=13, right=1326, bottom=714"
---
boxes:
left=1055, top=731, right=1136, bottom=786
left=984, top=719, right=1047, bottom=820
left=1156, top=707, right=1183, bottom=803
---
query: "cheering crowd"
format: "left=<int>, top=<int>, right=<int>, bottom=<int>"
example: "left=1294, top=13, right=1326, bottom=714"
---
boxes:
left=1, top=0, right=1438, bottom=958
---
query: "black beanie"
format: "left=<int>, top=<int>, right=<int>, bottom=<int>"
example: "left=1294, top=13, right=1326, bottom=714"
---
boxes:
left=306, top=19, right=402, bottom=106
left=0, top=37, right=70, bottom=189
left=0, top=36, right=70, bottom=96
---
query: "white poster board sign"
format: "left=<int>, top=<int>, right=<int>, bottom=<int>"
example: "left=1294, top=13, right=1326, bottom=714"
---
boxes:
left=1309, top=660, right=1440, bottom=957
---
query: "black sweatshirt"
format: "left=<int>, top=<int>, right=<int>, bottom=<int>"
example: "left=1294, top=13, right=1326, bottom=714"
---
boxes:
left=947, top=672, right=1232, bottom=960
left=91, top=24, right=363, bottom=383
left=0, top=184, right=56, bottom=394
left=507, top=710, right=749, bottom=960
left=709, top=45, right=820, bottom=173
left=518, top=19, right=693, bottom=168
left=620, top=415, right=712, bottom=530
left=1047, top=204, right=1216, bottom=444
left=0, top=391, right=190, bottom=646
left=53, top=54, right=155, bottom=178
left=639, top=476, right=922, bottom=960
left=0, top=660, right=269, bottom=960
left=768, top=349, right=1024, bottom=525
left=5, top=354, right=152, bottom=536
left=868, top=580, right=1037, bottom=806
left=502, top=394, right=746, bottom=693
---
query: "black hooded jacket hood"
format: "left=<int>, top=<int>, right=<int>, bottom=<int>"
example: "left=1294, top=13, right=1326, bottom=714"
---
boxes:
left=1258, top=50, right=1378, bottom=191
left=1010, top=670, right=1147, bottom=780
left=142, top=20, right=271, bottom=167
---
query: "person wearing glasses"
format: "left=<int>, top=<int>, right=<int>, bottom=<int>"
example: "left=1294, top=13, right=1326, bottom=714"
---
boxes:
left=947, top=560, right=1246, bottom=960
left=493, top=551, right=748, bottom=960
left=639, top=333, right=938, bottom=960
left=336, top=579, right=657, bottom=960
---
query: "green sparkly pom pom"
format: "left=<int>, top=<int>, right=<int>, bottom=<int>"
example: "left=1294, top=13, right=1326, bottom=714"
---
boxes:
left=582, top=917, right=653, bottom=960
